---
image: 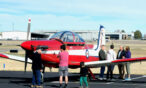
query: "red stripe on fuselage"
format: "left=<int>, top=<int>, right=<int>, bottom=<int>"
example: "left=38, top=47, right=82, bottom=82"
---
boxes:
left=41, top=53, right=99, bottom=66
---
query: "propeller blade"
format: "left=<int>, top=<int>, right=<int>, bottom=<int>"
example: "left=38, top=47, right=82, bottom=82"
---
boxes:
left=24, top=50, right=28, bottom=72
left=27, top=18, right=31, bottom=40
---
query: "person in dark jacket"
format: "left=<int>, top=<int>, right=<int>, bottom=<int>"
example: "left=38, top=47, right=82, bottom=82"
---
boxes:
left=80, top=62, right=88, bottom=88
left=99, top=45, right=106, bottom=80
left=31, top=47, right=43, bottom=88
left=117, top=46, right=126, bottom=79
left=125, top=46, right=131, bottom=81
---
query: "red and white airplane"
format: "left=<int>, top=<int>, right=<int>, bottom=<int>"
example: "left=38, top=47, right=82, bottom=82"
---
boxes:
left=0, top=19, right=146, bottom=79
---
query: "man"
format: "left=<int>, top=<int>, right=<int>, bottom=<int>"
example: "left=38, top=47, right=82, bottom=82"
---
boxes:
left=117, top=46, right=126, bottom=79
left=99, top=45, right=107, bottom=80
left=58, top=44, right=69, bottom=88
left=106, top=45, right=116, bottom=80
left=31, top=47, right=43, bottom=88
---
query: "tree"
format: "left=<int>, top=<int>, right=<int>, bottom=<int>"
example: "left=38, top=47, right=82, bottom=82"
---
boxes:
left=134, top=30, right=142, bottom=39
left=121, top=30, right=125, bottom=33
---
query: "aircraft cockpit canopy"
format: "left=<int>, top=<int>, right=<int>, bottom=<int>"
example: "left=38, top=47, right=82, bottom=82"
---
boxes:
left=50, top=31, right=85, bottom=43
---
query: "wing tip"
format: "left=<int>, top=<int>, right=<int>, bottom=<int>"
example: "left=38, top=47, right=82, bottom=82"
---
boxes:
left=0, top=54, right=9, bottom=58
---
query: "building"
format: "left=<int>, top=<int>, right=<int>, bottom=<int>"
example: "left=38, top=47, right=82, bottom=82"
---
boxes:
left=1, top=31, right=49, bottom=40
left=31, top=32, right=49, bottom=40
left=142, top=34, right=146, bottom=40
left=2, top=31, right=31, bottom=40
left=42, top=30, right=98, bottom=42
left=41, top=30, right=134, bottom=41
left=0, top=30, right=134, bottom=41
left=0, top=32, right=2, bottom=40
left=106, top=32, right=134, bottom=40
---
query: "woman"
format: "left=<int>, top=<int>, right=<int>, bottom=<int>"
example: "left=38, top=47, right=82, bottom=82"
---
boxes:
left=125, top=46, right=131, bottom=81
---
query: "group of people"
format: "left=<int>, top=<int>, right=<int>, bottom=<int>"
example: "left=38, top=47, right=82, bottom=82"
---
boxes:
left=30, top=45, right=69, bottom=88
left=30, top=44, right=131, bottom=88
left=99, top=45, right=131, bottom=81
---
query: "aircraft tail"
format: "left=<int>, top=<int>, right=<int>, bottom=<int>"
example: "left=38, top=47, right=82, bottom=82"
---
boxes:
left=95, top=25, right=105, bottom=50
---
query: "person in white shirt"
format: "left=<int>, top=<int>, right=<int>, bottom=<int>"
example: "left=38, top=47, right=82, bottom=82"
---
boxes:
left=106, top=44, right=116, bottom=80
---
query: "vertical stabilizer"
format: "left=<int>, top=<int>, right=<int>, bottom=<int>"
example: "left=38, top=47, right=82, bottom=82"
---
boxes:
left=95, top=25, right=105, bottom=50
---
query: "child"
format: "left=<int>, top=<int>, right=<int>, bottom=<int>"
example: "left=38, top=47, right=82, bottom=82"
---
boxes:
left=58, top=44, right=69, bottom=88
left=80, top=62, right=89, bottom=88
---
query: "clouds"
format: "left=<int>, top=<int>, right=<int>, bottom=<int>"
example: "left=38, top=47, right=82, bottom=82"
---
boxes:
left=0, top=0, right=146, bottom=34
left=1, top=0, right=146, bottom=16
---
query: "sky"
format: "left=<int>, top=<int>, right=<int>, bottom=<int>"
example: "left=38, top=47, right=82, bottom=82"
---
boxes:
left=0, top=0, right=146, bottom=34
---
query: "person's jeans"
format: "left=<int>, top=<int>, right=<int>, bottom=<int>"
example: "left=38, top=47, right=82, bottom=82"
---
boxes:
left=80, top=76, right=88, bottom=87
left=107, top=65, right=115, bottom=79
left=32, top=69, right=41, bottom=85
left=99, top=66, right=105, bottom=78
left=118, top=64, right=125, bottom=78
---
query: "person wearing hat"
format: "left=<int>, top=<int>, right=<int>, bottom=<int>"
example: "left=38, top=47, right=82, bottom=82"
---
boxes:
left=31, top=47, right=43, bottom=88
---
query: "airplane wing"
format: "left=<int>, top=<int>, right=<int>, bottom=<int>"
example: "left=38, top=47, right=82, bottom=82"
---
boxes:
left=0, top=53, right=80, bottom=67
left=0, top=53, right=32, bottom=63
left=85, top=57, right=146, bottom=68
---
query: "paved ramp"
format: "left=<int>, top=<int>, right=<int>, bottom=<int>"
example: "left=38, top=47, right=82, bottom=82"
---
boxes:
left=0, top=71, right=146, bottom=88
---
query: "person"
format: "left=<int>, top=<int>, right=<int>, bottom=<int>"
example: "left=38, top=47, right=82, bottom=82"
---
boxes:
left=80, top=62, right=89, bottom=88
left=106, top=44, right=116, bottom=80
left=58, top=44, right=69, bottom=88
left=31, top=47, right=43, bottom=88
left=125, top=46, right=131, bottom=81
left=117, top=46, right=126, bottom=79
left=99, top=45, right=107, bottom=80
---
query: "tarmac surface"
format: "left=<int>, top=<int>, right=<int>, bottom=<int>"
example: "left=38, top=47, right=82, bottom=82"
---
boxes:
left=1, top=71, right=146, bottom=88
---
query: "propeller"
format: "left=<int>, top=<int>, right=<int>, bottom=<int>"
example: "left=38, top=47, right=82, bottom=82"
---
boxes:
left=24, top=50, right=28, bottom=72
left=27, top=18, right=31, bottom=40
left=24, top=50, right=29, bottom=72
left=24, top=18, right=32, bottom=72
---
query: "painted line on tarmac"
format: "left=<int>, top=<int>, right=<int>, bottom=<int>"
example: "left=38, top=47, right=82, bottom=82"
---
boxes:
left=50, top=76, right=146, bottom=85
left=106, top=75, right=146, bottom=85
left=131, top=75, right=146, bottom=80
left=51, top=81, right=79, bottom=84
left=101, top=75, right=146, bottom=85
left=122, top=75, right=146, bottom=82
left=51, top=81, right=115, bottom=85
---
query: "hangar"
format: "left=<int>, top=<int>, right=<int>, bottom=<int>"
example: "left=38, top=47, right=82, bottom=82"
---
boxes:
left=0, top=30, right=134, bottom=41
left=41, top=30, right=134, bottom=41
left=2, top=31, right=30, bottom=40
left=1, top=31, right=49, bottom=40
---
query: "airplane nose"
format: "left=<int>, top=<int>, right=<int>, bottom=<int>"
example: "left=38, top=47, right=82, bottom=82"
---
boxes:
left=21, top=41, right=32, bottom=50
